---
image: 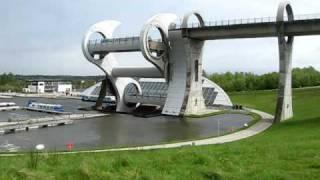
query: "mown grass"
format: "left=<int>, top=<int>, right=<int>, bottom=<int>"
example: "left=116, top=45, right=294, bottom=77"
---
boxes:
left=1, top=88, right=320, bottom=179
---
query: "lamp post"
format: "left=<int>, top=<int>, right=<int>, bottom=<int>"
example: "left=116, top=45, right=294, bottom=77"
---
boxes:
left=218, top=119, right=220, bottom=136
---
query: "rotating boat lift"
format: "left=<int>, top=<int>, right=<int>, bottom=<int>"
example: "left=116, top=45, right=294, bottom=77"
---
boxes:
left=82, top=1, right=320, bottom=122
left=82, top=12, right=208, bottom=116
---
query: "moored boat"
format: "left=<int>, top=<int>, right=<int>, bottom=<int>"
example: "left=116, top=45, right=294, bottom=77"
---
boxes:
left=0, top=141, right=20, bottom=152
left=0, top=95, right=13, bottom=99
left=25, top=100, right=68, bottom=114
left=0, top=102, right=20, bottom=111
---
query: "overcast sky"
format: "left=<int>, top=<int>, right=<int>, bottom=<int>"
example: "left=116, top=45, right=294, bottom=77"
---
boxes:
left=1, top=0, right=320, bottom=75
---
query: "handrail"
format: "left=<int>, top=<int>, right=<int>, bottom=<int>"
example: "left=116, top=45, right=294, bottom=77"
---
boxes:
left=174, top=13, right=320, bottom=29
left=87, top=13, right=320, bottom=49
left=88, top=36, right=162, bottom=48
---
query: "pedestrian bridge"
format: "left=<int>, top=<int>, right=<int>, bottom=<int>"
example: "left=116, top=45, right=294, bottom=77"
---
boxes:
left=174, top=13, right=320, bottom=40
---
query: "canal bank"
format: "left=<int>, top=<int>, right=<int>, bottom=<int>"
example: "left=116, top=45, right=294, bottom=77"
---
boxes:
left=0, top=108, right=272, bottom=155
left=0, top=96, right=254, bottom=151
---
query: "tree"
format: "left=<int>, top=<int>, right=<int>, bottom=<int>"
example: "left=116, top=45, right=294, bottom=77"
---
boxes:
left=208, top=66, right=320, bottom=92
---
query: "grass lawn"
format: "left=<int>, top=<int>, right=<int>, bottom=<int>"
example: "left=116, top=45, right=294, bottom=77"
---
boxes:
left=1, top=88, right=320, bottom=179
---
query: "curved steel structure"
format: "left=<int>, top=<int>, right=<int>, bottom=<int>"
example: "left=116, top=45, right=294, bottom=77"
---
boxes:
left=275, top=1, right=294, bottom=122
left=82, top=1, right=302, bottom=120
left=181, top=11, right=205, bottom=28
left=140, top=13, right=178, bottom=79
left=82, top=20, right=141, bottom=112
left=82, top=13, right=213, bottom=116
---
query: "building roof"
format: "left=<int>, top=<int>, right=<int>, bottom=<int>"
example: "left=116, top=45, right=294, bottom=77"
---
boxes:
left=26, top=79, right=72, bottom=82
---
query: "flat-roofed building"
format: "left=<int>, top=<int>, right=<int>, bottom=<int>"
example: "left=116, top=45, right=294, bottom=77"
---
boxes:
left=25, top=80, right=72, bottom=94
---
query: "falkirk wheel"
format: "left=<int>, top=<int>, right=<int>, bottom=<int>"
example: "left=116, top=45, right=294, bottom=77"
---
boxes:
left=82, top=12, right=210, bottom=117
left=82, top=1, right=298, bottom=122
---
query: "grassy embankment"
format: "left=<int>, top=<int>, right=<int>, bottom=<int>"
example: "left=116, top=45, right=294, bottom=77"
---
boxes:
left=0, top=88, right=320, bottom=179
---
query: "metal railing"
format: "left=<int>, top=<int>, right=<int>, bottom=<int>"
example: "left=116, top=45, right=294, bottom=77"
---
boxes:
left=174, top=13, right=320, bottom=29
left=88, top=36, right=163, bottom=49
left=88, top=36, right=140, bottom=47
left=87, top=13, right=320, bottom=47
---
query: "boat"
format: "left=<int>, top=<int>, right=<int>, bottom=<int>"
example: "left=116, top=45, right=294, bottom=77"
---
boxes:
left=0, top=102, right=20, bottom=111
left=0, top=141, right=20, bottom=152
left=25, top=100, right=68, bottom=114
left=0, top=95, right=13, bottom=99
left=81, top=95, right=115, bottom=103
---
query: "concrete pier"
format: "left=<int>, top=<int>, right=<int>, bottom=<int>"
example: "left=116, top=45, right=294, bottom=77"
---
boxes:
left=0, top=113, right=108, bottom=135
left=275, top=1, right=294, bottom=122
left=0, top=119, right=73, bottom=135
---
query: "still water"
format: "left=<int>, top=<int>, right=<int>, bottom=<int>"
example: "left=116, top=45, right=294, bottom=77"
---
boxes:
left=0, top=97, right=252, bottom=151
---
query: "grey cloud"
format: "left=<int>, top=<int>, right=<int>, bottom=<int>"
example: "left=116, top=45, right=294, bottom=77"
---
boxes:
left=0, top=0, right=320, bottom=75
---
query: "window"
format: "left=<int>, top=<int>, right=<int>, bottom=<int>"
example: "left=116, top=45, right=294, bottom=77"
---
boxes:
left=195, top=60, right=199, bottom=82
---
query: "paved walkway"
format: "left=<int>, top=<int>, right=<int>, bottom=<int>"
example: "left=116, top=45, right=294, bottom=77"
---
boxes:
left=0, top=109, right=273, bottom=156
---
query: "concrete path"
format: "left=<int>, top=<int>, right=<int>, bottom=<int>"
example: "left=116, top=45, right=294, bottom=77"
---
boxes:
left=0, top=109, right=273, bottom=156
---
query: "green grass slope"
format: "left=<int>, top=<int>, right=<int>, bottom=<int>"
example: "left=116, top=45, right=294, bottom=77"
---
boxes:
left=1, top=88, right=320, bottom=179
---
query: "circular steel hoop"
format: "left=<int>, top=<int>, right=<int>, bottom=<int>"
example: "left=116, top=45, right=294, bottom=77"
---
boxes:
left=277, top=1, right=294, bottom=44
left=181, top=11, right=205, bottom=28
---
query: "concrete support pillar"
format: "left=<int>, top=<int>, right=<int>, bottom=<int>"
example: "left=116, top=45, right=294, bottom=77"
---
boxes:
left=181, top=12, right=206, bottom=115
left=94, top=78, right=107, bottom=110
left=275, top=1, right=294, bottom=122
left=162, top=12, right=207, bottom=116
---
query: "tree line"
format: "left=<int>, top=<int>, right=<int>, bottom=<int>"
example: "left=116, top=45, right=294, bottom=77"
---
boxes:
left=1, top=66, right=320, bottom=93
left=0, top=73, right=24, bottom=92
left=0, top=74, right=102, bottom=92
left=209, top=66, right=320, bottom=92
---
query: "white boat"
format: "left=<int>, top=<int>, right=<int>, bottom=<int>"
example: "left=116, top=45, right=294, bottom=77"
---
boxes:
left=25, top=100, right=68, bottom=114
left=0, top=141, right=20, bottom=152
left=0, top=95, right=13, bottom=99
left=0, top=102, right=20, bottom=111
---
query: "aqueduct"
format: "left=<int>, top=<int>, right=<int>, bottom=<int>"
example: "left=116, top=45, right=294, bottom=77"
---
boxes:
left=82, top=1, right=320, bottom=122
